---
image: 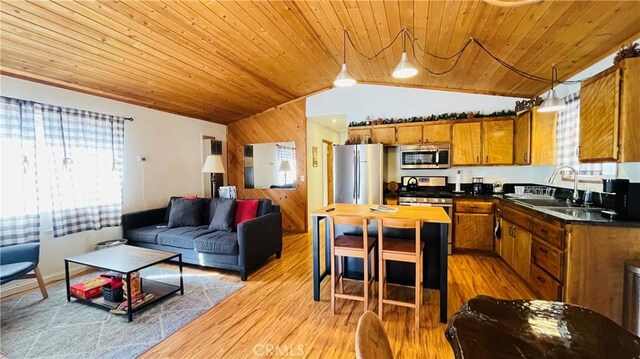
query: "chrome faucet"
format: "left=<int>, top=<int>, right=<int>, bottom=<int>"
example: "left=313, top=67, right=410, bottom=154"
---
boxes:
left=548, top=165, right=581, bottom=204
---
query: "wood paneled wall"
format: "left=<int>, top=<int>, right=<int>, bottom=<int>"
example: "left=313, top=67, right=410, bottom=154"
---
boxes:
left=227, top=99, right=307, bottom=232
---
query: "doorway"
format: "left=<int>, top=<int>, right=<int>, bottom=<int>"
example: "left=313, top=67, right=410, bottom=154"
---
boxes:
left=322, top=140, right=333, bottom=206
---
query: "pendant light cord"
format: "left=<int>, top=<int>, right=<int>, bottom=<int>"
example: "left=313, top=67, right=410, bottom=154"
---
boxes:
left=340, top=27, right=589, bottom=85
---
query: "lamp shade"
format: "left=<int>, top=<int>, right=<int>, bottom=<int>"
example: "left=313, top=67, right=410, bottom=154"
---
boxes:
left=334, top=63, right=357, bottom=87
left=278, top=160, right=291, bottom=172
left=392, top=52, right=418, bottom=79
left=202, top=155, right=225, bottom=173
left=537, top=89, right=565, bottom=113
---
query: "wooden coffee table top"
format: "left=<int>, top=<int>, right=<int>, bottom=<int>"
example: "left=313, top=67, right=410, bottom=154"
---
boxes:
left=65, top=245, right=179, bottom=274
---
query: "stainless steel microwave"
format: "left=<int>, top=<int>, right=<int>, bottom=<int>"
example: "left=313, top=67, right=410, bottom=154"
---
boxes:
left=400, top=144, right=451, bottom=169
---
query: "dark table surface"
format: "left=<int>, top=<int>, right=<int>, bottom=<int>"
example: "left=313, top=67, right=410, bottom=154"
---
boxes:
left=446, top=295, right=640, bottom=359
left=65, top=245, right=179, bottom=273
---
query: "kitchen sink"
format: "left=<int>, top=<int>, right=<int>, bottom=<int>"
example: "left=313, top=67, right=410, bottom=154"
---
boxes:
left=509, top=198, right=572, bottom=208
left=538, top=207, right=610, bottom=222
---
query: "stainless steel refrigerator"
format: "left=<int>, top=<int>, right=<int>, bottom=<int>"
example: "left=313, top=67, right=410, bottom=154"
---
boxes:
left=333, top=144, right=383, bottom=205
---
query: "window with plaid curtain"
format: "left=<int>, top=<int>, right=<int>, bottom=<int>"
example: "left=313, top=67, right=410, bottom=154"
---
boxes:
left=0, top=98, right=40, bottom=246
left=556, top=94, right=604, bottom=177
left=276, top=144, right=295, bottom=186
left=0, top=96, right=125, bottom=242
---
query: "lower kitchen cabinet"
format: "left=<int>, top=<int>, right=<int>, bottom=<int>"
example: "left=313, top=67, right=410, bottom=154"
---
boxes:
left=512, top=225, right=532, bottom=280
left=454, top=213, right=494, bottom=251
left=499, top=218, right=515, bottom=266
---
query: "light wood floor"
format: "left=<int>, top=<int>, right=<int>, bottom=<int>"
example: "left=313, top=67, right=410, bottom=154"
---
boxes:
left=138, top=232, right=535, bottom=358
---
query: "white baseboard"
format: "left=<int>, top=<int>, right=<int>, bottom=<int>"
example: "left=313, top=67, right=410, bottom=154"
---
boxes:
left=0, top=265, right=91, bottom=299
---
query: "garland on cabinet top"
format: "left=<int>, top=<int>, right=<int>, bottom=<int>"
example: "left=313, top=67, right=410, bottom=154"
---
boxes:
left=348, top=109, right=516, bottom=127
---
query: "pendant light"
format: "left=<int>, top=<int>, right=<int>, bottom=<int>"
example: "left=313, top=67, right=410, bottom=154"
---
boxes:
left=392, top=29, right=418, bottom=79
left=538, top=65, right=565, bottom=113
left=334, top=29, right=356, bottom=87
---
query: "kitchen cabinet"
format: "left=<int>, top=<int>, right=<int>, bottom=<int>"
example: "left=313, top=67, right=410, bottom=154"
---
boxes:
left=529, top=261, right=562, bottom=301
left=452, top=122, right=482, bottom=165
left=347, top=127, right=371, bottom=142
left=482, top=120, right=513, bottom=165
left=514, top=112, right=531, bottom=165
left=396, top=125, right=423, bottom=145
left=454, top=200, right=494, bottom=251
left=511, top=225, right=532, bottom=280
left=579, top=66, right=620, bottom=162
left=371, top=127, right=396, bottom=145
left=499, top=218, right=515, bottom=266
left=423, top=123, right=451, bottom=143
left=530, top=109, right=557, bottom=165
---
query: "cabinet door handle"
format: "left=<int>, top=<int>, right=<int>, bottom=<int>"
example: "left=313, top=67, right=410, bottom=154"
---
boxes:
left=469, top=206, right=479, bottom=209
left=524, top=153, right=528, bottom=162
left=536, top=276, right=546, bottom=284
left=477, top=155, right=480, bottom=164
left=485, top=155, right=489, bottom=163
left=457, top=216, right=460, bottom=224
left=508, top=226, right=513, bottom=237
left=540, top=228, right=549, bottom=234
left=539, top=247, right=548, bottom=254
left=512, top=226, right=516, bottom=237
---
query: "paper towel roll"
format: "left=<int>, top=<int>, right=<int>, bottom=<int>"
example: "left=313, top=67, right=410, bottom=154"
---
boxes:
left=455, top=170, right=461, bottom=192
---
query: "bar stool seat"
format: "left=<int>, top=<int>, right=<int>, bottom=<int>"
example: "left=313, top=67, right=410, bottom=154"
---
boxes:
left=335, top=235, right=376, bottom=251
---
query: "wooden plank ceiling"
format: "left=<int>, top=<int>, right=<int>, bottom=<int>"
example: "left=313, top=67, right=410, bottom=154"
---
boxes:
left=1, top=1, right=639, bottom=123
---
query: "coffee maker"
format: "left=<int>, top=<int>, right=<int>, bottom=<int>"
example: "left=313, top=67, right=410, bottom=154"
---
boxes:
left=601, top=179, right=629, bottom=219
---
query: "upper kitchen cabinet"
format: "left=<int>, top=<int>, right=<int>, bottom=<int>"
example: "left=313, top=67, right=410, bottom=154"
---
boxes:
left=396, top=125, right=423, bottom=145
left=482, top=119, right=514, bottom=165
left=514, top=112, right=531, bottom=165
left=452, top=122, right=482, bottom=165
left=579, top=66, right=621, bottom=162
left=579, top=58, right=640, bottom=163
left=371, top=126, right=396, bottom=145
left=514, top=109, right=557, bottom=166
left=423, top=123, right=452, bottom=143
left=348, top=127, right=371, bottom=142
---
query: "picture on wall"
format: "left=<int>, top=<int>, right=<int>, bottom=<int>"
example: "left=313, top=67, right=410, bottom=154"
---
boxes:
left=312, top=146, right=318, bottom=167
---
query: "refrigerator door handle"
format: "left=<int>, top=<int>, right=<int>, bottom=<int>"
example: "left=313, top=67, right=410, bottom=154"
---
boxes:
left=355, top=148, right=360, bottom=203
left=353, top=148, right=357, bottom=200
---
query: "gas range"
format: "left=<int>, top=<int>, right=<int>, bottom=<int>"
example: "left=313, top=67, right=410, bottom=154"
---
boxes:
left=398, top=195, right=453, bottom=205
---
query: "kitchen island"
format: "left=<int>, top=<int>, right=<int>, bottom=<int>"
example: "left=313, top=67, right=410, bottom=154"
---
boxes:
left=310, top=203, right=451, bottom=323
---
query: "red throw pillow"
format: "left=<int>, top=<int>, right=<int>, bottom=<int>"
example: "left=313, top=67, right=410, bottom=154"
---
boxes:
left=184, top=195, right=198, bottom=200
left=234, top=199, right=259, bottom=227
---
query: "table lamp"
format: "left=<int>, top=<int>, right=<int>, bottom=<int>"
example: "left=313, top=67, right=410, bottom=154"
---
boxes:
left=202, top=155, right=225, bottom=197
left=278, top=160, right=291, bottom=186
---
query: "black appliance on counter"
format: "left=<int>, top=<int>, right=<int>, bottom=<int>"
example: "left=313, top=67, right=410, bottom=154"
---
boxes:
left=602, top=179, right=629, bottom=219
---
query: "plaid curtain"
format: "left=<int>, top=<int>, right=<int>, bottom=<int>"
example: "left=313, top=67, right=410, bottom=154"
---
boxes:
left=556, top=94, right=602, bottom=176
left=0, top=97, right=40, bottom=246
left=276, top=144, right=295, bottom=186
left=40, top=105, right=124, bottom=238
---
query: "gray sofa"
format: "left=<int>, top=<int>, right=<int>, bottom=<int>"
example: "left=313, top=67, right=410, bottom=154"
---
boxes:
left=122, top=197, right=282, bottom=280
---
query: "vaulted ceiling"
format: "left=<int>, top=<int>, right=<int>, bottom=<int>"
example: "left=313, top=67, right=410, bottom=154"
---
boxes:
left=1, top=1, right=638, bottom=123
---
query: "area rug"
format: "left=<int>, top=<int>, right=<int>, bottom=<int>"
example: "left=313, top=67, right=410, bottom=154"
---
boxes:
left=0, top=268, right=243, bottom=359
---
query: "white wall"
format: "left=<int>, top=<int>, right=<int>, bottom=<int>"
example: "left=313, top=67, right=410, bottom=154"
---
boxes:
left=306, top=120, right=342, bottom=222
left=0, top=75, right=227, bottom=296
left=306, top=83, right=523, bottom=125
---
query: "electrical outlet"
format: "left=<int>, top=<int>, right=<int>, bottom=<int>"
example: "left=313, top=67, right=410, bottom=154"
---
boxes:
left=298, top=175, right=305, bottom=182
left=137, top=155, right=148, bottom=163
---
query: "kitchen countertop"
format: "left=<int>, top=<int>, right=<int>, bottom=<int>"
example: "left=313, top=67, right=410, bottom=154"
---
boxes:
left=452, top=192, right=640, bottom=228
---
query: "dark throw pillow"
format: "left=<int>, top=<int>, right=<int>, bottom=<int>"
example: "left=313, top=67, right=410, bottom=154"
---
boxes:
left=167, top=198, right=204, bottom=228
left=209, top=198, right=237, bottom=232
left=234, top=199, right=259, bottom=227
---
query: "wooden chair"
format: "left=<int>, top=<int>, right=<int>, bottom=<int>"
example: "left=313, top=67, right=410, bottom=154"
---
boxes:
left=329, top=216, right=376, bottom=313
left=355, top=311, right=393, bottom=359
left=377, top=218, right=424, bottom=328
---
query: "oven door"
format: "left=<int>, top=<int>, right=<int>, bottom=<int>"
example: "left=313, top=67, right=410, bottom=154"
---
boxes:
left=400, top=148, right=450, bottom=169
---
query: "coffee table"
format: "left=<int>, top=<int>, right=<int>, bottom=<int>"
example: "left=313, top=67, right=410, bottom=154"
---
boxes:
left=64, top=245, right=183, bottom=322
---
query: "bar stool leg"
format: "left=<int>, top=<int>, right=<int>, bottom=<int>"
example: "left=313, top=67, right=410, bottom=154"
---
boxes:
left=331, top=244, right=336, bottom=314
left=338, top=256, right=344, bottom=294
left=378, top=257, right=384, bottom=319
left=415, top=254, right=420, bottom=329
left=364, top=251, right=369, bottom=311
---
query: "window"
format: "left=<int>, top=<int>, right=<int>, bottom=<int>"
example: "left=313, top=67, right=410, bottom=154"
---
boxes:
left=0, top=96, right=125, bottom=245
left=276, top=144, right=295, bottom=186
left=555, top=94, right=616, bottom=180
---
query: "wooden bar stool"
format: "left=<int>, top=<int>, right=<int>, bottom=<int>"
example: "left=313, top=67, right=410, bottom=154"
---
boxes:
left=377, top=218, right=424, bottom=328
left=329, top=216, right=376, bottom=313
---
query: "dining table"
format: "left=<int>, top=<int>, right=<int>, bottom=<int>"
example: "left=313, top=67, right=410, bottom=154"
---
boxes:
left=310, top=203, right=452, bottom=323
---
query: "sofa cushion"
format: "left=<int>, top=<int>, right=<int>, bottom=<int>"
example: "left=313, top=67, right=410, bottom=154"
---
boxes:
left=125, top=225, right=170, bottom=244
left=235, top=199, right=259, bottom=227
left=193, top=232, right=238, bottom=255
left=168, top=198, right=205, bottom=228
left=256, top=199, right=273, bottom=217
left=157, top=226, right=212, bottom=249
left=165, top=196, right=210, bottom=224
left=209, top=199, right=236, bottom=232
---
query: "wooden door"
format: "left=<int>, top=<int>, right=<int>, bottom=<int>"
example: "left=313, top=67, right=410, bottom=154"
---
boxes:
left=371, top=127, right=396, bottom=145
left=579, top=67, right=620, bottom=162
left=514, top=112, right=531, bottom=165
left=482, top=120, right=514, bottom=165
left=454, top=213, right=494, bottom=251
left=396, top=125, right=423, bottom=145
left=531, top=109, right=557, bottom=165
left=452, top=122, right=481, bottom=165
left=512, top=225, right=532, bottom=280
left=323, top=140, right=333, bottom=205
left=423, top=123, right=451, bottom=143
left=500, top=219, right=515, bottom=266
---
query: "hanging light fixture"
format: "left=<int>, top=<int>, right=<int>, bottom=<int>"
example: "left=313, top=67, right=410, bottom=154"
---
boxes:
left=334, top=29, right=356, bottom=87
left=538, top=65, right=565, bottom=113
left=392, top=29, right=418, bottom=79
